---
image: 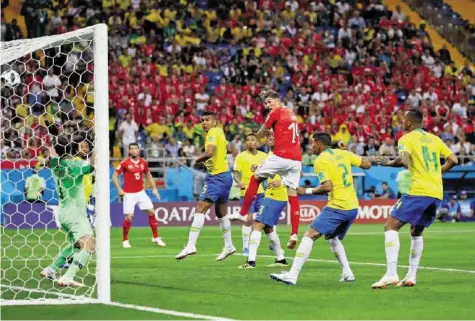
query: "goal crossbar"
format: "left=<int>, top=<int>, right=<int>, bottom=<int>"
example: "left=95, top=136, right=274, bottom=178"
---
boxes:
left=0, top=26, right=97, bottom=64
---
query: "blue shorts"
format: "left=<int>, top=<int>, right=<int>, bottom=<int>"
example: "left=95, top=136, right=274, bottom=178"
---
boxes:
left=240, top=193, right=264, bottom=214
left=391, top=195, right=442, bottom=227
left=310, top=207, right=358, bottom=240
left=199, top=171, right=233, bottom=203
left=255, top=198, right=287, bottom=227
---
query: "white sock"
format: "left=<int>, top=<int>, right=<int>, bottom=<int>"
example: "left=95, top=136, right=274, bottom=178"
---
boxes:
left=186, top=214, right=205, bottom=249
left=407, top=236, right=423, bottom=279
left=266, top=230, right=285, bottom=260
left=385, top=230, right=400, bottom=277
left=242, top=225, right=252, bottom=250
left=327, top=237, right=352, bottom=275
left=248, top=230, right=262, bottom=262
left=289, top=236, right=313, bottom=279
left=218, top=216, right=233, bottom=249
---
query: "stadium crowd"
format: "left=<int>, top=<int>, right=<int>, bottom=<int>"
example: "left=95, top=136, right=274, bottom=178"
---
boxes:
left=1, top=0, right=475, bottom=169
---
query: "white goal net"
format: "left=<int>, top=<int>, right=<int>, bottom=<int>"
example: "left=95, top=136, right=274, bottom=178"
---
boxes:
left=0, top=24, right=110, bottom=305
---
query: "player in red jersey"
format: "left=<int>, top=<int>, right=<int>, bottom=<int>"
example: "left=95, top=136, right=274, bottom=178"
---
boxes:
left=240, top=90, right=302, bottom=249
left=112, top=143, right=166, bottom=248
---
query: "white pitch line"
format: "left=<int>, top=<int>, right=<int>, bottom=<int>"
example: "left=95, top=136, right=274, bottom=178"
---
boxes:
left=258, top=255, right=475, bottom=274
left=106, top=301, right=235, bottom=321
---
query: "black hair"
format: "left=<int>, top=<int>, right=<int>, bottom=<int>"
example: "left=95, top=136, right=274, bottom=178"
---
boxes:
left=312, top=132, right=332, bottom=147
left=202, top=111, right=217, bottom=118
left=382, top=181, right=388, bottom=185
left=406, top=109, right=423, bottom=125
left=54, top=135, right=71, bottom=157
left=245, top=133, right=257, bottom=140
left=128, top=143, right=139, bottom=149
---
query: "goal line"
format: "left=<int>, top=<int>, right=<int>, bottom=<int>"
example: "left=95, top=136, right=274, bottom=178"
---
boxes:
left=1, top=285, right=235, bottom=320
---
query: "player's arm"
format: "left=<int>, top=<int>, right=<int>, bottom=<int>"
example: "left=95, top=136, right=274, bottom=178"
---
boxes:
left=440, top=138, right=458, bottom=173
left=267, top=178, right=282, bottom=189
left=256, top=108, right=278, bottom=138
left=297, top=161, right=332, bottom=195
left=441, top=154, right=458, bottom=173
left=374, top=136, right=411, bottom=168
left=112, top=162, right=125, bottom=196
left=196, top=129, right=217, bottom=163
left=256, top=124, right=269, bottom=139
left=349, top=150, right=371, bottom=169
left=298, top=180, right=332, bottom=195
left=232, top=155, right=247, bottom=189
left=146, top=171, right=160, bottom=200
left=196, top=143, right=216, bottom=163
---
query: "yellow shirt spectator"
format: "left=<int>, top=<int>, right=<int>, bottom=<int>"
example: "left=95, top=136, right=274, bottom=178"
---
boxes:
left=117, top=0, right=130, bottom=11
left=145, top=123, right=172, bottom=138
left=119, top=54, right=132, bottom=67
left=243, top=47, right=262, bottom=57
left=102, top=0, right=114, bottom=8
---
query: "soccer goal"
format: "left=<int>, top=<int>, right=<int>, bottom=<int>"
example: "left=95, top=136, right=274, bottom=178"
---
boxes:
left=0, top=24, right=110, bottom=306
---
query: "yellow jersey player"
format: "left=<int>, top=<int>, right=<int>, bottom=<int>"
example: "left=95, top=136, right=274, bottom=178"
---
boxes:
left=238, top=133, right=289, bottom=269
left=371, top=109, right=458, bottom=289
left=271, top=132, right=371, bottom=285
left=176, top=111, right=236, bottom=261
left=232, top=134, right=267, bottom=255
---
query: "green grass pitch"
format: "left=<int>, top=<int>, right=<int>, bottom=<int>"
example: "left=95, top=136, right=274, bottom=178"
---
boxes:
left=2, top=223, right=474, bottom=320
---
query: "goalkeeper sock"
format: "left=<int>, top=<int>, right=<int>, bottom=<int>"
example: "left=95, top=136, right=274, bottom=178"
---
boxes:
left=50, top=244, right=77, bottom=271
left=62, top=250, right=91, bottom=279
left=122, top=219, right=132, bottom=241
left=148, top=215, right=159, bottom=238
left=288, top=195, right=300, bottom=235
left=242, top=225, right=252, bottom=250
left=240, top=176, right=259, bottom=215
left=187, top=214, right=205, bottom=249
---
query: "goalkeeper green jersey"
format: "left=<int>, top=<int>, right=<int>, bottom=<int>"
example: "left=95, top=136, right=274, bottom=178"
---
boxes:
left=50, top=157, right=93, bottom=210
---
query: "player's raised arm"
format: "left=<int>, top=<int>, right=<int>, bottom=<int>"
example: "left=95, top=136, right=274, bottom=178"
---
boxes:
left=376, top=137, right=411, bottom=168
left=256, top=124, right=269, bottom=139
left=348, top=150, right=371, bottom=169
left=358, top=156, right=372, bottom=169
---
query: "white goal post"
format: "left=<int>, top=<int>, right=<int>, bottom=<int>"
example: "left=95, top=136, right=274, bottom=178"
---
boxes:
left=0, top=24, right=110, bottom=305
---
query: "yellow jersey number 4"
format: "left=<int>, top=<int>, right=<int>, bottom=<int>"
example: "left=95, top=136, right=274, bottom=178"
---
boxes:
left=421, top=146, right=439, bottom=172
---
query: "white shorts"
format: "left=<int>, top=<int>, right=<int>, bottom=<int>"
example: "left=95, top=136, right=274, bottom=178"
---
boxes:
left=255, top=154, right=302, bottom=189
left=123, top=190, right=154, bottom=214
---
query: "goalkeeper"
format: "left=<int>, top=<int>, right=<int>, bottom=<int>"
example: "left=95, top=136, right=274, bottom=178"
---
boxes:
left=40, top=135, right=95, bottom=287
